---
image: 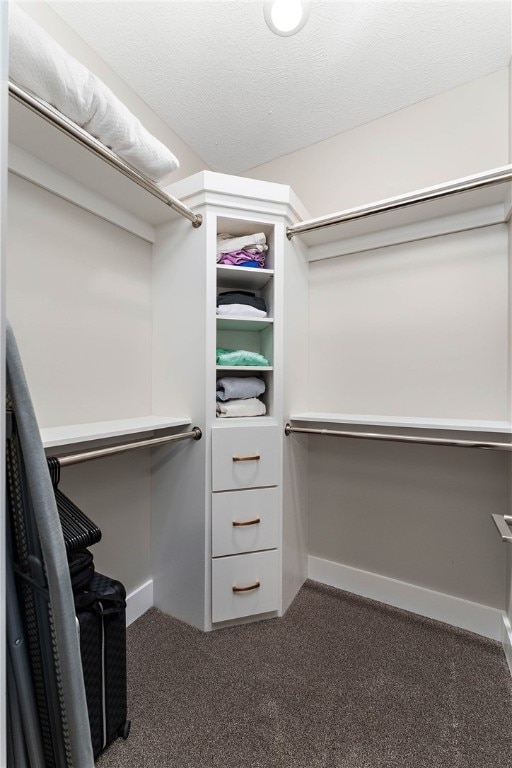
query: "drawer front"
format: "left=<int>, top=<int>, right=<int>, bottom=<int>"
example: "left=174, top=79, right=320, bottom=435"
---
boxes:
left=212, top=550, right=279, bottom=623
left=212, top=488, right=279, bottom=557
left=212, top=425, right=279, bottom=491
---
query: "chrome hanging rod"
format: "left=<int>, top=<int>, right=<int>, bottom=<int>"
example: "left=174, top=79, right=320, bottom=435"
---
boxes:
left=286, top=166, right=512, bottom=239
left=54, top=427, right=202, bottom=467
left=9, top=80, right=202, bottom=228
left=284, top=423, right=512, bottom=452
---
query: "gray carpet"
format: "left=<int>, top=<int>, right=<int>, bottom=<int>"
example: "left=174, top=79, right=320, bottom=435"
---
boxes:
left=96, top=580, right=512, bottom=768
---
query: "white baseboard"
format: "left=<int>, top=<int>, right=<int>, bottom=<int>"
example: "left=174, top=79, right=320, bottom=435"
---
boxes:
left=502, top=614, right=512, bottom=675
left=308, top=556, right=503, bottom=642
left=126, top=579, right=153, bottom=626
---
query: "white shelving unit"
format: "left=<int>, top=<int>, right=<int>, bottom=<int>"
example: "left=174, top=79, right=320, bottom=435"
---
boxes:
left=151, top=171, right=309, bottom=632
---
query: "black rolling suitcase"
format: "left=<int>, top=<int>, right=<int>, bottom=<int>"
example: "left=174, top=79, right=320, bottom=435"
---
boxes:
left=76, top=571, right=131, bottom=758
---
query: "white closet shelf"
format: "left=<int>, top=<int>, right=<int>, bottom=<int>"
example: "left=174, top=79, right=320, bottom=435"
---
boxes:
left=216, top=365, right=273, bottom=372
left=299, top=165, right=512, bottom=261
left=9, top=99, right=190, bottom=238
left=216, top=316, right=273, bottom=331
left=216, top=264, right=274, bottom=288
left=41, top=416, right=192, bottom=448
left=289, top=413, right=512, bottom=435
left=213, top=416, right=278, bottom=428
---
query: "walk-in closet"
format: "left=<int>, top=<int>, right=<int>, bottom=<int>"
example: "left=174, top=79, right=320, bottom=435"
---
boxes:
left=2, top=1, right=512, bottom=766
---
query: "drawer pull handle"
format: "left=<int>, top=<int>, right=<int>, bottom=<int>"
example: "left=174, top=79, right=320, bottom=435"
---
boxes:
left=233, top=518, right=261, bottom=527
left=233, top=454, right=261, bottom=462
left=232, top=581, right=261, bottom=593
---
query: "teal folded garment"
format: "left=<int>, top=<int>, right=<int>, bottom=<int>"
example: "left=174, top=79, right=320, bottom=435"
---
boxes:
left=216, top=348, right=270, bottom=367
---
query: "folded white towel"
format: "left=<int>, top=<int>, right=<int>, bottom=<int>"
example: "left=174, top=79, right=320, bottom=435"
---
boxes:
left=216, top=304, right=267, bottom=318
left=216, top=233, right=267, bottom=256
left=9, top=6, right=180, bottom=182
left=216, top=398, right=267, bottom=418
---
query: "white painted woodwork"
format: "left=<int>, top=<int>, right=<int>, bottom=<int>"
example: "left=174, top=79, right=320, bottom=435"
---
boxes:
left=281, top=233, right=310, bottom=611
left=309, top=555, right=504, bottom=642
left=126, top=579, right=154, bottom=627
left=9, top=144, right=155, bottom=243
left=41, top=416, right=191, bottom=448
left=211, top=424, right=280, bottom=492
left=216, top=316, right=274, bottom=331
left=216, top=365, right=274, bottom=372
left=211, top=550, right=279, bottom=623
left=8, top=99, right=186, bottom=230
left=212, top=487, right=280, bottom=557
left=216, top=264, right=274, bottom=289
left=290, top=413, right=512, bottom=435
left=151, top=173, right=305, bottom=630
left=298, top=164, right=512, bottom=254
left=502, top=615, right=512, bottom=676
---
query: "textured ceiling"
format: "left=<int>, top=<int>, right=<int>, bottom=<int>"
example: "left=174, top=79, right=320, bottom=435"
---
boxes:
left=48, top=0, right=511, bottom=174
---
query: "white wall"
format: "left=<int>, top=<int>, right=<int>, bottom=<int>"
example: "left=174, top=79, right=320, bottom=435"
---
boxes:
left=309, top=225, right=509, bottom=420
left=7, top=174, right=153, bottom=593
left=16, top=0, right=208, bottom=183
left=244, top=69, right=509, bottom=216
left=309, top=437, right=508, bottom=609
left=248, top=68, right=511, bottom=615
left=7, top=175, right=152, bottom=427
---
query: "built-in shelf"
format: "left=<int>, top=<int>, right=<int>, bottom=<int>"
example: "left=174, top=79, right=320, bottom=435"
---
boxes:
left=299, top=165, right=512, bottom=261
left=41, top=416, right=192, bottom=448
left=216, top=264, right=274, bottom=289
left=8, top=98, right=187, bottom=241
left=289, top=412, right=512, bottom=435
left=216, top=365, right=273, bottom=372
left=213, top=416, right=278, bottom=428
left=216, top=315, right=273, bottom=331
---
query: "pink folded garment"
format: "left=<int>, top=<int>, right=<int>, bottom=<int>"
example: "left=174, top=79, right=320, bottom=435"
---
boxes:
left=218, top=250, right=266, bottom=268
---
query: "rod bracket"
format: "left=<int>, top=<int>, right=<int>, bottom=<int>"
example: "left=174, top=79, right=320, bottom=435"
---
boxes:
left=284, top=423, right=292, bottom=436
left=192, top=427, right=203, bottom=440
left=192, top=214, right=203, bottom=229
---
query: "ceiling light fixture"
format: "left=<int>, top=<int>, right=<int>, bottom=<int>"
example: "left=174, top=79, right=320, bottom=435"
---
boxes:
left=264, top=0, right=309, bottom=37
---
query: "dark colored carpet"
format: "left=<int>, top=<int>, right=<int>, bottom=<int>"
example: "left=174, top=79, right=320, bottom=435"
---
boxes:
left=96, top=581, right=512, bottom=768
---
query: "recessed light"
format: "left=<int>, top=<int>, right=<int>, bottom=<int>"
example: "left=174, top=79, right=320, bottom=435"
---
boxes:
left=264, top=0, right=310, bottom=37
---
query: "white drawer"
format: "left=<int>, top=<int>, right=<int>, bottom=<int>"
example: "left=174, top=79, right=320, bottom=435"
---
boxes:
left=211, top=425, right=279, bottom=491
left=212, top=550, right=279, bottom=623
left=212, top=487, right=279, bottom=557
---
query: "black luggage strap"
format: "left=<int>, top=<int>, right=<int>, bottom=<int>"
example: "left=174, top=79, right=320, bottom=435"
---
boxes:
left=75, top=590, right=126, bottom=616
left=13, top=556, right=50, bottom=601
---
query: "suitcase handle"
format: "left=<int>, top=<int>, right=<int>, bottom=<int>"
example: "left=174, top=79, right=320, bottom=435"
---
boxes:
left=75, top=590, right=126, bottom=615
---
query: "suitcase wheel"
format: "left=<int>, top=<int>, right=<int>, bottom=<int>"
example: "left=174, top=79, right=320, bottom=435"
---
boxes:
left=119, top=720, right=131, bottom=740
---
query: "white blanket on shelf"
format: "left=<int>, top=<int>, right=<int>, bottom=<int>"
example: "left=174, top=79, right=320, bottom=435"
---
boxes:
left=216, top=398, right=267, bottom=418
left=9, top=5, right=180, bottom=182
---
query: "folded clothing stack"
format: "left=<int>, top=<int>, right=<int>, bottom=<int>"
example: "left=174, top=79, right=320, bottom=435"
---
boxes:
left=217, top=233, right=268, bottom=269
left=216, top=376, right=266, bottom=418
left=216, top=348, right=270, bottom=367
left=217, top=291, right=268, bottom=319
